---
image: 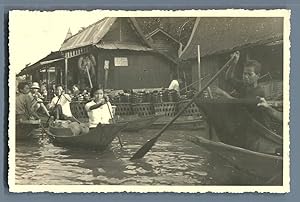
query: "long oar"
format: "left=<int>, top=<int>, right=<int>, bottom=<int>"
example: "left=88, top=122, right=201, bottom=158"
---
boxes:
left=41, top=93, right=63, bottom=134
left=86, top=65, right=93, bottom=88
left=106, top=101, right=123, bottom=147
left=102, top=73, right=123, bottom=148
left=179, top=73, right=211, bottom=93
left=130, top=52, right=239, bottom=160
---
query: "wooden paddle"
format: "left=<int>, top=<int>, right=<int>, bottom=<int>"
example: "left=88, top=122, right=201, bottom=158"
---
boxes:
left=106, top=99, right=123, bottom=148
left=102, top=72, right=123, bottom=147
left=130, top=52, right=240, bottom=160
left=40, top=93, right=63, bottom=134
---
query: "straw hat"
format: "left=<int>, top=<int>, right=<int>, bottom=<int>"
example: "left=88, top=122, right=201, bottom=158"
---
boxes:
left=31, top=82, right=40, bottom=89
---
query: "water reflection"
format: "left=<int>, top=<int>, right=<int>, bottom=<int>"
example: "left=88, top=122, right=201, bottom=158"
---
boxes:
left=15, top=128, right=262, bottom=185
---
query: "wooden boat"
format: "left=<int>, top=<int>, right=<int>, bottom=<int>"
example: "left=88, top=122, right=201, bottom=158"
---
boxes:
left=116, top=115, right=160, bottom=132
left=70, top=102, right=158, bottom=132
left=187, top=136, right=283, bottom=184
left=149, top=116, right=205, bottom=130
left=16, top=119, right=41, bottom=141
left=194, top=98, right=283, bottom=154
left=46, top=122, right=128, bottom=150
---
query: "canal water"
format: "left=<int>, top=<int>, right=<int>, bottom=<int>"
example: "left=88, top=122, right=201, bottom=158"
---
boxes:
left=15, top=128, right=259, bottom=185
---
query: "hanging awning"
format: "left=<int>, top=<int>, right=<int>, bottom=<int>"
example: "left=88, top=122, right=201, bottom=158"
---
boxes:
left=17, top=51, right=64, bottom=76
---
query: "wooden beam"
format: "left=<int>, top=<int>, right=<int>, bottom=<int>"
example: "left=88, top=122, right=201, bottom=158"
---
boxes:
left=46, top=67, right=49, bottom=100
left=64, top=58, right=68, bottom=91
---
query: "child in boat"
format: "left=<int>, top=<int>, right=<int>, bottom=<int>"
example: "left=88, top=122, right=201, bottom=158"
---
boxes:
left=85, top=88, right=113, bottom=128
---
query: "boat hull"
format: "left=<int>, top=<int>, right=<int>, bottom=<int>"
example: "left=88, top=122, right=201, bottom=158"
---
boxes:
left=194, top=98, right=283, bottom=154
left=187, top=136, right=283, bottom=183
left=116, top=115, right=160, bottom=132
left=16, top=120, right=41, bottom=141
left=47, top=123, right=127, bottom=150
left=149, top=116, right=205, bottom=130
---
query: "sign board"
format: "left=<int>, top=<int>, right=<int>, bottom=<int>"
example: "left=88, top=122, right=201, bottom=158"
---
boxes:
left=114, top=57, right=128, bottom=66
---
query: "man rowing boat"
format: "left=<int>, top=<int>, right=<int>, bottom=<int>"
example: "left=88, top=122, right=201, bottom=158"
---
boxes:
left=48, top=85, right=73, bottom=120
left=216, top=52, right=265, bottom=99
left=85, top=88, right=113, bottom=128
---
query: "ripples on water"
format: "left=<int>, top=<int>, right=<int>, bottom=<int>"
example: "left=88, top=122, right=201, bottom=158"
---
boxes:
left=15, top=129, right=258, bottom=185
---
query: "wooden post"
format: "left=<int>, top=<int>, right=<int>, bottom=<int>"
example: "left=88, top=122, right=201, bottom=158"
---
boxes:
left=46, top=66, right=49, bottom=84
left=55, top=66, right=58, bottom=84
left=60, top=67, right=63, bottom=85
left=104, top=69, right=108, bottom=89
left=46, top=67, right=49, bottom=100
left=64, top=58, right=68, bottom=91
left=97, top=53, right=104, bottom=89
left=176, top=64, right=180, bottom=79
left=197, top=45, right=201, bottom=90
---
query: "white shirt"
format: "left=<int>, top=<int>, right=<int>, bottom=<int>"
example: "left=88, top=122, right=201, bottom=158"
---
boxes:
left=168, top=80, right=180, bottom=92
left=49, top=94, right=73, bottom=117
left=85, top=100, right=113, bottom=128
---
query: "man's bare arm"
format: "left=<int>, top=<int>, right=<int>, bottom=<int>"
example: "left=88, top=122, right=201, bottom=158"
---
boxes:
left=225, top=51, right=241, bottom=80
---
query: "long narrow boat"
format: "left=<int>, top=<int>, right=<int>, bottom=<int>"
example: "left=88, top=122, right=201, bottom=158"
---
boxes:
left=16, top=119, right=41, bottom=141
left=116, top=115, right=160, bottom=132
left=194, top=98, right=283, bottom=154
left=187, top=136, right=283, bottom=184
left=149, top=116, right=205, bottom=130
left=46, top=122, right=128, bottom=150
left=189, top=98, right=283, bottom=183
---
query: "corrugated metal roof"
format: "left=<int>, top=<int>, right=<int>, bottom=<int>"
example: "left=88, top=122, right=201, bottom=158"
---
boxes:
left=17, top=51, right=64, bottom=76
left=59, top=17, right=178, bottom=64
left=96, top=42, right=153, bottom=51
left=180, top=17, right=283, bottom=60
left=60, top=18, right=117, bottom=51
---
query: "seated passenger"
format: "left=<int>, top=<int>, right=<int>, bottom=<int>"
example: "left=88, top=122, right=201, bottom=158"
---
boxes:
left=168, top=78, right=183, bottom=96
left=29, top=82, right=50, bottom=117
left=71, top=84, right=81, bottom=101
left=85, top=88, right=113, bottom=128
left=16, top=82, right=38, bottom=121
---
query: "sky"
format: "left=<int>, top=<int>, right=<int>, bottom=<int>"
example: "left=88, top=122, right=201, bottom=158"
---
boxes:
left=9, top=10, right=105, bottom=74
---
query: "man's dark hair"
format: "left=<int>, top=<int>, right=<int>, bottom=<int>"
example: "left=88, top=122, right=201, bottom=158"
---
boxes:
left=244, top=59, right=262, bottom=74
left=90, top=87, right=103, bottom=97
left=17, top=82, right=29, bottom=91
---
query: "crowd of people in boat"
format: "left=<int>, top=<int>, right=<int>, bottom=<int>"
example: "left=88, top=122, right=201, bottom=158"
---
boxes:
left=16, top=81, right=114, bottom=127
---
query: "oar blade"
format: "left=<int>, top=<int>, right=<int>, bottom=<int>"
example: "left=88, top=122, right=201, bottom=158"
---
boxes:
left=130, top=137, right=158, bottom=160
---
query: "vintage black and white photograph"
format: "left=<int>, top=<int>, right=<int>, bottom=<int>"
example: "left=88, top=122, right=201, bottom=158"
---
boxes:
left=8, top=10, right=290, bottom=193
